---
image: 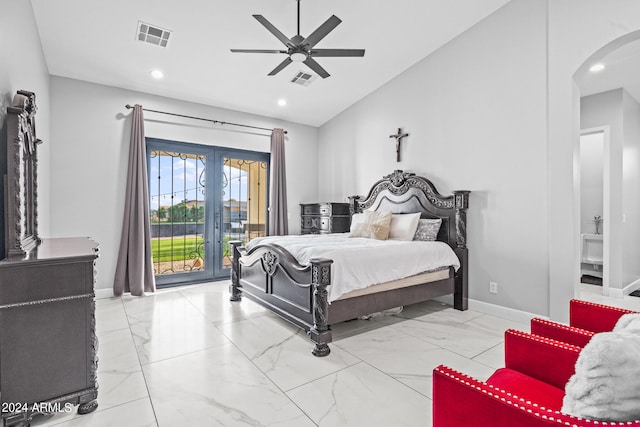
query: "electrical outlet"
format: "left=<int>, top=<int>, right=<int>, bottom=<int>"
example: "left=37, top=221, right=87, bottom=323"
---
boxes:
left=489, top=281, right=498, bottom=294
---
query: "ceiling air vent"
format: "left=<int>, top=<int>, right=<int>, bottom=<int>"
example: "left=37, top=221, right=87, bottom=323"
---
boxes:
left=291, top=71, right=316, bottom=87
left=136, top=21, right=171, bottom=47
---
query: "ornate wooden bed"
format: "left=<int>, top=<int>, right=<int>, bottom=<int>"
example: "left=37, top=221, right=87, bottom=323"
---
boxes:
left=229, top=170, right=470, bottom=356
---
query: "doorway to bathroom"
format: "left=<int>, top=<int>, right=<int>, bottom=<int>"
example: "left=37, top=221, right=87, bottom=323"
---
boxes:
left=579, top=128, right=609, bottom=296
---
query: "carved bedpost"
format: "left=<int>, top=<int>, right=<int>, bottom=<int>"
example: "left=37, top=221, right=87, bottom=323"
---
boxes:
left=453, top=190, right=470, bottom=249
left=229, top=240, right=243, bottom=301
left=453, top=190, right=470, bottom=311
left=347, top=195, right=361, bottom=215
left=309, top=258, right=333, bottom=357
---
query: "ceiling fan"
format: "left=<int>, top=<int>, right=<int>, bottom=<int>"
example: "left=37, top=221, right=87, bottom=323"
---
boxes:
left=230, top=0, right=365, bottom=79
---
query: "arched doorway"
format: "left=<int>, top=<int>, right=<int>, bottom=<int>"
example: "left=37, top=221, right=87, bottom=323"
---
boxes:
left=571, top=30, right=640, bottom=301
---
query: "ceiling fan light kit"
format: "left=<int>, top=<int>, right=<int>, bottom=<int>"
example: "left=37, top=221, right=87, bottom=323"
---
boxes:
left=230, top=0, right=365, bottom=78
left=290, top=52, right=307, bottom=62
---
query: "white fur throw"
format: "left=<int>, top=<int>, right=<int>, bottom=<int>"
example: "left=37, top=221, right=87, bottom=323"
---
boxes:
left=562, top=327, right=640, bottom=421
left=614, top=313, right=640, bottom=332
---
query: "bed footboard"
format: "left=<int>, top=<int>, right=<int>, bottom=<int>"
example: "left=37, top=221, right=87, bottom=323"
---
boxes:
left=229, top=240, right=334, bottom=356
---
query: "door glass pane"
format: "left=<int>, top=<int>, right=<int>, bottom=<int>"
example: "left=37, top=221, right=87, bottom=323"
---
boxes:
left=221, top=158, right=268, bottom=269
left=149, top=150, right=206, bottom=277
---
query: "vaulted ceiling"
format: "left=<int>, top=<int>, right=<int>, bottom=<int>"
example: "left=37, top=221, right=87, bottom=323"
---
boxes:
left=31, top=0, right=640, bottom=127
left=30, top=0, right=512, bottom=126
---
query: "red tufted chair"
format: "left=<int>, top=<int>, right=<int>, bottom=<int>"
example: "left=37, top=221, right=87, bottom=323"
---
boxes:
left=434, top=329, right=577, bottom=426
left=433, top=326, right=640, bottom=426
left=530, top=299, right=637, bottom=347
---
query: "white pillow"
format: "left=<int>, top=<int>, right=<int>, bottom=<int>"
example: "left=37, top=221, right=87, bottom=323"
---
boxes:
left=388, top=213, right=421, bottom=241
left=350, top=213, right=365, bottom=233
left=349, top=211, right=392, bottom=240
left=562, top=329, right=640, bottom=421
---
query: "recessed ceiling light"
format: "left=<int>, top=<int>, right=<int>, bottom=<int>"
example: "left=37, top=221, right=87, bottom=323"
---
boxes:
left=589, top=63, right=605, bottom=73
left=277, top=99, right=287, bottom=107
left=150, top=69, right=164, bottom=79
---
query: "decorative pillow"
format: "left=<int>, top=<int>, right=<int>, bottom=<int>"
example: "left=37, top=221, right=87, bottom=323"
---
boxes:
left=562, top=329, right=640, bottom=421
left=413, top=218, right=442, bottom=241
left=349, top=211, right=392, bottom=240
left=389, top=213, right=421, bottom=241
left=349, top=213, right=365, bottom=233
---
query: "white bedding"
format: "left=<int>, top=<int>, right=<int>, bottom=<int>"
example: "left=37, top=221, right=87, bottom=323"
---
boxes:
left=245, top=233, right=460, bottom=302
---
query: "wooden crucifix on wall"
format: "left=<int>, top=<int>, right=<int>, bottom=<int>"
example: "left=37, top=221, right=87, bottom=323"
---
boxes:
left=389, top=128, right=409, bottom=162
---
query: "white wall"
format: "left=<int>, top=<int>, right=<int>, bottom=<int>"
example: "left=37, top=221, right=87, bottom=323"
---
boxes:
left=622, top=91, right=640, bottom=289
left=0, top=0, right=51, bottom=256
left=320, top=0, right=640, bottom=320
left=49, top=77, right=318, bottom=294
left=319, top=0, right=550, bottom=316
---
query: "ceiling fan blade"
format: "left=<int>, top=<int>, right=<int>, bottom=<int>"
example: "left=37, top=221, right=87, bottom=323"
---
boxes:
left=303, top=57, right=330, bottom=79
left=230, top=49, right=286, bottom=54
left=253, top=15, right=293, bottom=47
left=302, top=15, right=342, bottom=49
left=311, top=49, right=365, bottom=57
left=268, top=57, right=293, bottom=76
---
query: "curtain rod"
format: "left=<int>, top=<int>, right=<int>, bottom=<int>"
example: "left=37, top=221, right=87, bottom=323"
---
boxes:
left=124, top=104, right=287, bottom=134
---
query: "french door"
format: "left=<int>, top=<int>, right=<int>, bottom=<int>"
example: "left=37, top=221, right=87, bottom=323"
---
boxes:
left=147, top=138, right=269, bottom=287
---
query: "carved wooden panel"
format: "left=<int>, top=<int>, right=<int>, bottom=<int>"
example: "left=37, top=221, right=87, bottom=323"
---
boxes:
left=5, top=90, right=42, bottom=259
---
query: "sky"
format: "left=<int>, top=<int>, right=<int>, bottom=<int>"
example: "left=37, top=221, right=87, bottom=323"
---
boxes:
left=148, top=152, right=248, bottom=211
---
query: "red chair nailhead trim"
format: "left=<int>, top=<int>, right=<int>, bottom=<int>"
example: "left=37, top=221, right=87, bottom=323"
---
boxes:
left=532, top=318, right=594, bottom=337
left=434, top=365, right=640, bottom=425
left=570, top=299, right=636, bottom=314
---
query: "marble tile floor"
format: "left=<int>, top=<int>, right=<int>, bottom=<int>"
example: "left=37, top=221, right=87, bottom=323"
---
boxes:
left=29, top=281, right=640, bottom=427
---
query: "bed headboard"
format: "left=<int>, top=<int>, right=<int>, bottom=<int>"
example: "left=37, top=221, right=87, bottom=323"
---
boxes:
left=348, top=170, right=470, bottom=250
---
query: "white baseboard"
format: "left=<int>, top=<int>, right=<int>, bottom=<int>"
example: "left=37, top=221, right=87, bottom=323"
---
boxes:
left=609, top=287, right=625, bottom=298
left=434, top=296, right=545, bottom=325
left=95, top=288, right=114, bottom=299
left=605, top=278, right=640, bottom=298
left=468, top=299, right=545, bottom=324
left=622, top=277, right=640, bottom=296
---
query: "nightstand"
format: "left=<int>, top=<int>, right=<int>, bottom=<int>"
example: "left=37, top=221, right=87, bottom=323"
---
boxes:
left=300, top=203, right=351, bottom=234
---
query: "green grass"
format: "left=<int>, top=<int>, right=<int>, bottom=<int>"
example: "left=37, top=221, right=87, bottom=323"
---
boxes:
left=151, top=237, right=203, bottom=262
left=151, top=236, right=245, bottom=262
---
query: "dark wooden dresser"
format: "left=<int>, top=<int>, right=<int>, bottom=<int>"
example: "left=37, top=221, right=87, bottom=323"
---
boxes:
left=300, top=202, right=351, bottom=234
left=0, top=237, right=99, bottom=426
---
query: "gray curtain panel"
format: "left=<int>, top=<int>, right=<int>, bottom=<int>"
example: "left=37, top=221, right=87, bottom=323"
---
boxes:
left=113, top=104, right=156, bottom=296
left=268, top=128, right=288, bottom=236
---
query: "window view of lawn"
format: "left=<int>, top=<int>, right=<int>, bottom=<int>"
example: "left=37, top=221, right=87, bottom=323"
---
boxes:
left=151, top=236, right=203, bottom=262
left=151, top=235, right=243, bottom=263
